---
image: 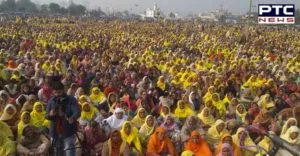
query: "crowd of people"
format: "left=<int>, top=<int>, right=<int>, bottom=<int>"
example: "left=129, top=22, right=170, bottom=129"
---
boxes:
left=0, top=17, right=299, bottom=156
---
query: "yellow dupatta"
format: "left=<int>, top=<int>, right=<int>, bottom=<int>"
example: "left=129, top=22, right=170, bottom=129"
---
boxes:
left=89, top=87, right=105, bottom=104
left=120, top=121, right=143, bottom=153
left=174, top=100, right=194, bottom=119
left=198, top=107, right=215, bottom=125
left=131, top=108, right=146, bottom=128
left=80, top=102, right=99, bottom=121
left=30, top=102, right=46, bottom=128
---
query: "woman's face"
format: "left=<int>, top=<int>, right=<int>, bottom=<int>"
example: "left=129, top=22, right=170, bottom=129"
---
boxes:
left=238, top=131, right=247, bottom=140
left=124, top=124, right=131, bottom=134
left=139, top=109, right=146, bottom=118
left=110, top=95, right=116, bottom=103
left=111, top=131, right=121, bottom=143
left=223, top=136, right=233, bottom=145
left=6, top=107, right=15, bottom=115
left=166, top=117, right=173, bottom=125
left=217, top=123, right=225, bottom=132
left=35, top=105, right=43, bottom=112
left=162, top=106, right=169, bottom=114
left=116, top=112, right=123, bottom=119
left=179, top=102, right=185, bottom=109
left=191, top=135, right=200, bottom=143
left=93, top=89, right=99, bottom=95
left=206, top=101, right=212, bottom=108
left=203, top=109, right=209, bottom=117
left=147, top=117, right=154, bottom=127
left=290, top=94, right=297, bottom=101
left=83, top=105, right=90, bottom=112
left=237, top=105, right=244, bottom=113
left=157, top=131, right=166, bottom=141
left=188, top=118, right=195, bottom=129
left=22, top=114, right=31, bottom=124
left=290, top=132, right=299, bottom=140
left=212, top=94, right=218, bottom=101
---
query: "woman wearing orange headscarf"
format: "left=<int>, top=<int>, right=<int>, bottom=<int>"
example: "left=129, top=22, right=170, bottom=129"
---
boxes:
left=214, top=133, right=242, bottom=156
left=147, top=127, right=177, bottom=156
left=184, top=130, right=212, bottom=156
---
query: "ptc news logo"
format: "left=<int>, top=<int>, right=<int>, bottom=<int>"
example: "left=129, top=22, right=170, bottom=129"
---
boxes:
left=258, top=4, right=295, bottom=24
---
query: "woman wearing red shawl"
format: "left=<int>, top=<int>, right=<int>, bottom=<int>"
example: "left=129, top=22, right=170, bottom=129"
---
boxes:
left=184, top=130, right=212, bottom=156
left=147, top=127, right=177, bottom=156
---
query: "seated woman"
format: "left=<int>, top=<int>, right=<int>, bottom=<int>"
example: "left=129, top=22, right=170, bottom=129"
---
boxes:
left=147, top=127, right=177, bottom=156
left=207, top=119, right=227, bottom=146
left=157, top=104, right=175, bottom=125
left=120, top=121, right=143, bottom=155
left=104, top=108, right=128, bottom=130
left=30, top=102, right=46, bottom=128
left=174, top=100, right=194, bottom=124
left=139, top=115, right=157, bottom=147
left=180, top=116, right=205, bottom=143
left=214, top=133, right=242, bottom=156
left=131, top=108, right=147, bottom=129
left=0, top=122, right=16, bottom=156
left=235, top=104, right=247, bottom=125
left=89, top=87, right=106, bottom=105
left=197, top=107, right=215, bottom=130
left=281, top=126, right=300, bottom=145
left=0, top=104, right=18, bottom=136
left=102, top=129, right=130, bottom=156
left=84, top=120, right=109, bottom=155
left=161, top=115, right=180, bottom=141
left=216, top=143, right=234, bottom=156
left=184, top=130, right=212, bottom=156
left=17, top=125, right=50, bottom=156
left=79, top=102, right=100, bottom=127
left=232, top=127, right=258, bottom=156
left=280, top=117, right=297, bottom=138
left=17, top=111, right=32, bottom=140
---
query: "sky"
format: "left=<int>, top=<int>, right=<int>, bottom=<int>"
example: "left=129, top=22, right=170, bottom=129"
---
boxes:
left=33, top=0, right=300, bottom=16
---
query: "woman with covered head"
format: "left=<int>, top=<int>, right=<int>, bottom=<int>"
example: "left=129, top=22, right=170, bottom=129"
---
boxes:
left=103, top=108, right=128, bottom=130
left=216, top=143, right=234, bottom=156
left=84, top=120, right=109, bottom=155
left=101, top=129, right=130, bottom=156
left=197, top=107, right=215, bottom=129
left=89, top=86, right=106, bottom=105
left=147, top=127, right=177, bottom=156
left=139, top=115, right=157, bottom=147
left=184, top=130, right=212, bottom=156
left=131, top=107, right=147, bottom=129
left=79, top=102, right=100, bottom=127
left=98, top=92, right=119, bottom=114
left=0, top=130, right=16, bottom=156
left=207, top=119, right=227, bottom=146
left=30, top=101, right=46, bottom=128
left=17, top=125, right=51, bottom=156
left=211, top=93, right=226, bottom=117
left=0, top=104, right=18, bottom=127
left=157, top=76, right=167, bottom=91
left=280, top=118, right=297, bottom=137
left=180, top=116, right=205, bottom=143
left=120, top=121, right=143, bottom=155
left=17, top=111, right=32, bottom=140
left=232, top=127, right=258, bottom=156
left=235, top=104, right=247, bottom=124
left=174, top=100, right=194, bottom=123
left=281, top=126, right=300, bottom=145
left=214, top=133, right=242, bottom=156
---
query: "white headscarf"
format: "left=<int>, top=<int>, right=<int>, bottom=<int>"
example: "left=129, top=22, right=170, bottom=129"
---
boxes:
left=282, top=126, right=300, bottom=145
left=104, top=108, right=127, bottom=130
left=280, top=118, right=297, bottom=137
left=0, top=104, right=17, bottom=121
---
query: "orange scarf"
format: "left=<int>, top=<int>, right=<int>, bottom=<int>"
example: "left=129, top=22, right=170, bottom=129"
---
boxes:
left=185, top=131, right=212, bottom=156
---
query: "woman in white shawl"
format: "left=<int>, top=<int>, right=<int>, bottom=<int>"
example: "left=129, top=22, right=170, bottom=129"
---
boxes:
left=103, top=108, right=128, bottom=130
left=281, top=126, right=300, bottom=145
left=280, top=118, right=297, bottom=138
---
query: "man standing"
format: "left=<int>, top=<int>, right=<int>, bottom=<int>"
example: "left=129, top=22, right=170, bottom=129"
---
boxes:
left=46, top=81, right=80, bottom=156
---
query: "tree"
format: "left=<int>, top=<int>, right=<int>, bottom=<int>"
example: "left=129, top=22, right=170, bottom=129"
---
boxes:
left=68, top=3, right=86, bottom=16
left=49, top=3, right=60, bottom=13
left=16, top=0, right=38, bottom=13
left=40, top=4, right=49, bottom=13
left=0, top=0, right=16, bottom=12
left=169, top=12, right=176, bottom=18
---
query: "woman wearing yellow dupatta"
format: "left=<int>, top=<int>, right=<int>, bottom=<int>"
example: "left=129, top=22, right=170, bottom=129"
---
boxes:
left=207, top=119, right=227, bottom=145
left=258, top=94, right=275, bottom=110
left=120, top=121, right=143, bottom=155
left=174, top=100, right=194, bottom=122
left=157, top=76, right=166, bottom=91
left=233, top=127, right=258, bottom=156
left=139, top=115, right=156, bottom=147
left=203, top=86, right=216, bottom=102
left=42, top=60, right=51, bottom=74
left=30, top=102, right=46, bottom=128
left=242, top=75, right=260, bottom=89
left=211, top=93, right=226, bottom=116
left=0, top=130, right=16, bottom=156
left=79, top=102, right=99, bottom=127
left=89, top=87, right=105, bottom=105
left=197, top=107, right=215, bottom=126
left=236, top=104, right=247, bottom=123
left=131, top=108, right=147, bottom=129
left=17, top=111, right=31, bottom=140
left=71, top=55, right=78, bottom=69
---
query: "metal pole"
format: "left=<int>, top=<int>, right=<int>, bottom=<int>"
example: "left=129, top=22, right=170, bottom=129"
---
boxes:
left=248, top=0, right=252, bottom=24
